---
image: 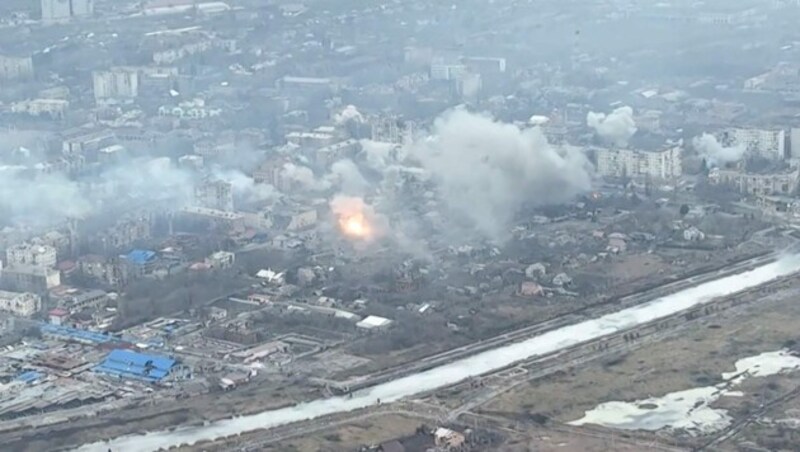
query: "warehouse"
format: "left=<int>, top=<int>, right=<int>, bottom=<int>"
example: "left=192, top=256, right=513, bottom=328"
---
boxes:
left=94, top=349, right=176, bottom=383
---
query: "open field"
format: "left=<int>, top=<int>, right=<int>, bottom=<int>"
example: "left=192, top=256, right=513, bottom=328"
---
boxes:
left=476, top=280, right=800, bottom=447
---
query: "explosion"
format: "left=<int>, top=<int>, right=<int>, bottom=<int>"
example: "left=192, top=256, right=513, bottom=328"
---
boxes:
left=340, top=212, right=372, bottom=239
left=330, top=195, right=382, bottom=242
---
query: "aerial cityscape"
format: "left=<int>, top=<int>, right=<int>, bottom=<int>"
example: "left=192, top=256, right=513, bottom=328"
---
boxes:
left=2, top=0, right=800, bottom=451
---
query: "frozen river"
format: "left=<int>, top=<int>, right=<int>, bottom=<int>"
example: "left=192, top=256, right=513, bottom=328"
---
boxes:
left=77, top=254, right=800, bottom=452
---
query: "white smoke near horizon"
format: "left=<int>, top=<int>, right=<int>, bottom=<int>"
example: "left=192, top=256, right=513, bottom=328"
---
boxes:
left=692, top=133, right=745, bottom=166
left=410, top=108, right=593, bottom=241
left=334, top=105, right=364, bottom=125
left=587, top=106, right=637, bottom=147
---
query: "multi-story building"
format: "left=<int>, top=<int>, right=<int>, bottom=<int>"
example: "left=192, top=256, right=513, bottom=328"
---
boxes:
left=0, top=290, right=42, bottom=317
left=11, top=99, right=69, bottom=119
left=41, top=0, right=71, bottom=22
left=41, top=0, right=93, bottom=23
left=92, top=68, right=139, bottom=104
left=315, top=139, right=359, bottom=168
left=1, top=265, right=61, bottom=294
left=0, top=54, right=34, bottom=80
left=61, top=127, right=116, bottom=158
left=596, top=146, right=682, bottom=180
left=430, top=58, right=466, bottom=81
left=195, top=179, right=234, bottom=212
left=69, top=0, right=93, bottom=17
left=6, top=243, right=58, bottom=269
left=712, top=166, right=800, bottom=196
left=723, top=128, right=786, bottom=160
left=369, top=115, right=415, bottom=144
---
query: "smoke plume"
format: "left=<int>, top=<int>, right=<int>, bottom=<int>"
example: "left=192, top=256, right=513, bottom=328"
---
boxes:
left=410, top=108, right=593, bottom=241
left=587, top=106, right=637, bottom=147
left=281, top=163, right=319, bottom=190
left=326, top=159, right=369, bottom=195
left=334, top=105, right=364, bottom=125
left=0, top=155, right=273, bottom=227
left=692, top=133, right=745, bottom=166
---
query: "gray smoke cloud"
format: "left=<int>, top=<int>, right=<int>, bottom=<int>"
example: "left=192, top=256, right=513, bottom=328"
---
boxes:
left=587, top=106, right=637, bottom=147
left=409, top=108, right=593, bottom=241
left=0, top=155, right=274, bottom=227
left=692, top=133, right=745, bottom=166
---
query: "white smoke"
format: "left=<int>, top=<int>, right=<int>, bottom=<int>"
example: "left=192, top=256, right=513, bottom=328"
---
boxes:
left=281, top=162, right=320, bottom=190
left=692, top=133, right=745, bottom=166
left=334, top=105, right=364, bottom=125
left=325, top=159, right=369, bottom=195
left=410, top=108, right=593, bottom=241
left=587, top=106, right=637, bottom=147
left=213, top=169, right=278, bottom=204
left=359, top=139, right=398, bottom=172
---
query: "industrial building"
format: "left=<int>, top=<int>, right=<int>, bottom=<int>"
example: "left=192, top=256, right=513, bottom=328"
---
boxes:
left=94, top=349, right=177, bottom=383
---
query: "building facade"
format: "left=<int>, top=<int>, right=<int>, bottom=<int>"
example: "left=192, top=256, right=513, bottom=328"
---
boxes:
left=92, top=68, right=139, bottom=104
left=41, top=0, right=92, bottom=22
left=0, top=290, right=42, bottom=317
left=724, top=128, right=786, bottom=160
left=713, top=167, right=800, bottom=196
left=0, top=55, right=34, bottom=80
left=596, top=146, right=682, bottom=180
left=6, top=243, right=58, bottom=269
left=195, top=180, right=234, bottom=212
left=1, top=266, right=61, bottom=294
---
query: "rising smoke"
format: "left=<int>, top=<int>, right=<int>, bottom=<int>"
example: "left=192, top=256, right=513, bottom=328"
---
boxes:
left=333, top=105, right=364, bottom=125
left=281, top=162, right=322, bottom=191
left=692, top=133, right=745, bottom=166
left=0, top=154, right=273, bottom=227
left=587, top=106, right=637, bottom=147
left=409, top=108, right=593, bottom=241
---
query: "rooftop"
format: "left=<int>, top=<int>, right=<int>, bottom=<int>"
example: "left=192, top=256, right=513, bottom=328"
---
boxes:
left=94, top=349, right=176, bottom=382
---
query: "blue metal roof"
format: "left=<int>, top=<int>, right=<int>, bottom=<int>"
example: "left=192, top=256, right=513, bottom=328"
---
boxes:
left=125, top=249, right=157, bottom=265
left=41, top=324, right=117, bottom=344
left=15, top=371, right=42, bottom=384
left=95, top=349, right=176, bottom=382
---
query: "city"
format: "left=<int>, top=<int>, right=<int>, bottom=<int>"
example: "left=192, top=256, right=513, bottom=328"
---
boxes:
left=1, top=1, right=800, bottom=451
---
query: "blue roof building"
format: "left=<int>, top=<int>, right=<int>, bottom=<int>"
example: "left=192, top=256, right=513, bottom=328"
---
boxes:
left=95, top=349, right=176, bottom=382
left=15, top=371, right=43, bottom=384
left=124, top=249, right=157, bottom=266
